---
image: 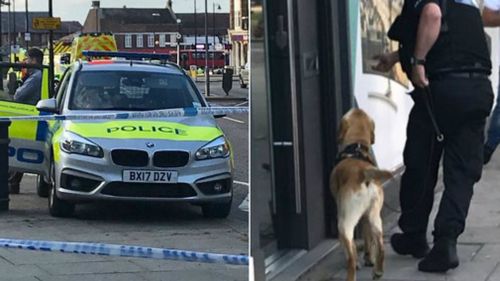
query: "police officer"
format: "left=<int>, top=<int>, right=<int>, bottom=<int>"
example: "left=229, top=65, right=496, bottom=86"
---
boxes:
left=8, top=48, right=44, bottom=194
left=374, top=0, right=493, bottom=273
left=483, top=0, right=500, bottom=164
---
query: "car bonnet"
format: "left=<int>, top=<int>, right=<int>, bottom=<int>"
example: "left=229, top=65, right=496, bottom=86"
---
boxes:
left=60, top=115, right=223, bottom=142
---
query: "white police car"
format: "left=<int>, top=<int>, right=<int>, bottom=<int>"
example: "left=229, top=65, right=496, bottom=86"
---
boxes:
left=0, top=53, right=234, bottom=218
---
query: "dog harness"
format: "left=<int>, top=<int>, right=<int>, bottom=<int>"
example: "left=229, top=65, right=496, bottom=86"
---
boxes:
left=336, top=143, right=375, bottom=166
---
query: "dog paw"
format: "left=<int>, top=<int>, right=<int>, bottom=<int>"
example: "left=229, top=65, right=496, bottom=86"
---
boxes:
left=372, top=270, right=383, bottom=280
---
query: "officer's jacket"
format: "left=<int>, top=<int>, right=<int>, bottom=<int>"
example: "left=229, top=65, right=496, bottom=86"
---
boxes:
left=389, top=0, right=491, bottom=76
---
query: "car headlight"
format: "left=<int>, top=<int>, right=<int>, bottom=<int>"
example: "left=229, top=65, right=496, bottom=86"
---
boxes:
left=195, top=136, right=230, bottom=160
left=60, top=131, right=104, bottom=158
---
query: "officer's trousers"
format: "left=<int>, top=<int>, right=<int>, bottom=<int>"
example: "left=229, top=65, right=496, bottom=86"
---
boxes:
left=398, top=76, right=493, bottom=240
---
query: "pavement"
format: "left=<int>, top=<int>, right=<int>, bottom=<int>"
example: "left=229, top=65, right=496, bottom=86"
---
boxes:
left=299, top=149, right=500, bottom=281
left=0, top=187, right=248, bottom=281
left=0, top=84, right=249, bottom=281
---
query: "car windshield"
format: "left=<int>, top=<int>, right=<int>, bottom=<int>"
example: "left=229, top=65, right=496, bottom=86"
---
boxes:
left=68, top=71, right=203, bottom=110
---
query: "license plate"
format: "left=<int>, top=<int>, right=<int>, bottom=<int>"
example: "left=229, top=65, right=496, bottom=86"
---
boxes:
left=123, top=170, right=178, bottom=183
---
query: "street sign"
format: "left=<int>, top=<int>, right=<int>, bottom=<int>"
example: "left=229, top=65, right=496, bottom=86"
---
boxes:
left=24, top=33, right=31, bottom=42
left=32, top=17, right=61, bottom=30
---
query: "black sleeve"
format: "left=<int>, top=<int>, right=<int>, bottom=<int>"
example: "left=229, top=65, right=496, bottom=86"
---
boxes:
left=414, top=0, right=441, bottom=15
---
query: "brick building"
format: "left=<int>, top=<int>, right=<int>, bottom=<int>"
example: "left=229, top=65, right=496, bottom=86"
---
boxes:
left=82, top=1, right=229, bottom=56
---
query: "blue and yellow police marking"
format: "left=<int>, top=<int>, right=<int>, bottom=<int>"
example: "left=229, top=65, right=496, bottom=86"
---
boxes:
left=66, top=121, right=223, bottom=141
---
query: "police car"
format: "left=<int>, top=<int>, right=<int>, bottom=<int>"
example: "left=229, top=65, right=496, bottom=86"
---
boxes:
left=0, top=53, right=234, bottom=218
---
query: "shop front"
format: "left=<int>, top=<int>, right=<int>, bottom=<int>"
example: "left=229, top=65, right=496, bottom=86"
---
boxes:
left=250, top=0, right=354, bottom=279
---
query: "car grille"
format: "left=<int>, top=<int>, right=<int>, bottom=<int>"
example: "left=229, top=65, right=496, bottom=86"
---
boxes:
left=111, top=149, right=149, bottom=167
left=153, top=151, right=190, bottom=168
left=101, top=182, right=197, bottom=198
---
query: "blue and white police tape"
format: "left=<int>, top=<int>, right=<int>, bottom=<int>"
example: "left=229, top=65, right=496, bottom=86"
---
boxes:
left=0, top=107, right=248, bottom=122
left=0, top=238, right=249, bottom=266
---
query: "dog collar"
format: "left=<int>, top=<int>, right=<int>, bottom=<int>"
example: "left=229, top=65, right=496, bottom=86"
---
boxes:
left=336, top=143, right=375, bottom=166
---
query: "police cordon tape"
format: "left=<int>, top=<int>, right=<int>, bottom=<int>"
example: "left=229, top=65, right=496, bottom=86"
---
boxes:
left=0, top=107, right=249, bottom=122
left=0, top=238, right=249, bottom=266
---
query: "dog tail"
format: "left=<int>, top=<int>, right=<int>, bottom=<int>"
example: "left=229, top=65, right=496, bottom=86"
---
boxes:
left=363, top=168, right=393, bottom=183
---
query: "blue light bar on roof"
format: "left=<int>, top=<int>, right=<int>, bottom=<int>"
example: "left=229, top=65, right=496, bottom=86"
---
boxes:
left=82, top=51, right=171, bottom=60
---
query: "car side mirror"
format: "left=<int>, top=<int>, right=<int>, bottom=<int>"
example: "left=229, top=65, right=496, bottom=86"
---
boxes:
left=36, top=98, right=58, bottom=113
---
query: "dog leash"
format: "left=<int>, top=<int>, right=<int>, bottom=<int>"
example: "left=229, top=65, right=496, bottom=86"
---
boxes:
left=384, top=86, right=444, bottom=213
left=383, top=86, right=445, bottom=213
left=422, top=86, right=444, bottom=142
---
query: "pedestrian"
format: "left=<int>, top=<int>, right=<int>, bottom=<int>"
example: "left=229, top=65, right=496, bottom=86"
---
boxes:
left=8, top=48, right=44, bottom=194
left=373, top=0, right=493, bottom=273
left=482, top=0, right=500, bottom=164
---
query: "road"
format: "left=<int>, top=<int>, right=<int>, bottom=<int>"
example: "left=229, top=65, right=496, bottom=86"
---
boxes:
left=195, top=76, right=249, bottom=100
left=0, top=83, right=249, bottom=281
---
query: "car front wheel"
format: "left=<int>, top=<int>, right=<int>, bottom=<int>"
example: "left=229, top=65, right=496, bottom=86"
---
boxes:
left=48, top=161, right=75, bottom=217
left=201, top=200, right=232, bottom=218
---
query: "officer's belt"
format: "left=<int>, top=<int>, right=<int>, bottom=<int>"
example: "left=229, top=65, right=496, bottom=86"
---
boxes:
left=429, top=71, right=488, bottom=80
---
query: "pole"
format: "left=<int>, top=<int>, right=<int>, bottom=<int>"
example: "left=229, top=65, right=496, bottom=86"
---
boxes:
left=194, top=0, right=197, bottom=75
left=7, top=2, right=10, bottom=59
left=176, top=20, right=181, bottom=66
left=0, top=121, right=11, bottom=211
left=25, top=0, right=28, bottom=48
left=0, top=3, right=3, bottom=90
left=48, top=0, right=54, bottom=97
left=212, top=2, right=215, bottom=70
left=95, top=4, right=99, bottom=32
left=11, top=0, right=14, bottom=48
left=0, top=3, right=3, bottom=62
left=204, top=0, right=209, bottom=96
left=0, top=0, right=4, bottom=52
left=176, top=41, right=180, bottom=65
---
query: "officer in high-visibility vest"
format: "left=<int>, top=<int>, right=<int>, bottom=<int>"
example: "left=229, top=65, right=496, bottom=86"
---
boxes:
left=374, top=0, right=493, bottom=273
left=9, top=48, right=44, bottom=194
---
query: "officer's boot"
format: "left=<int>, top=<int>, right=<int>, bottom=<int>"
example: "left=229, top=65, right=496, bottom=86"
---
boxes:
left=390, top=232, right=429, bottom=258
left=418, top=237, right=459, bottom=273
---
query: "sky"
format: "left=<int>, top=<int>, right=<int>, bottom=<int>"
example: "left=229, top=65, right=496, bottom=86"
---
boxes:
left=2, top=0, right=230, bottom=23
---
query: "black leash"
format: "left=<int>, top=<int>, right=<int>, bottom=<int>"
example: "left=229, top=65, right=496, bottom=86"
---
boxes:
left=422, top=86, right=445, bottom=142
left=384, top=86, right=445, bottom=213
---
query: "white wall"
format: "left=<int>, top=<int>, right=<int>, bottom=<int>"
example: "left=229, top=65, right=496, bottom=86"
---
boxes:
left=354, top=22, right=412, bottom=171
